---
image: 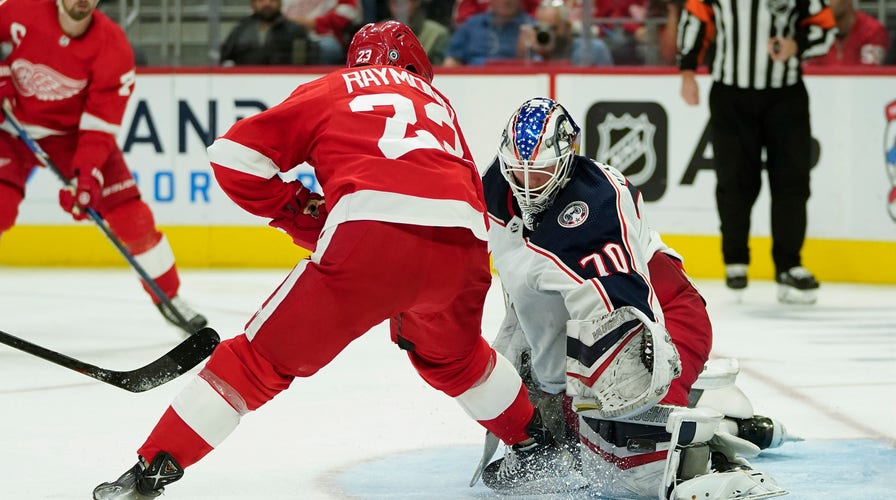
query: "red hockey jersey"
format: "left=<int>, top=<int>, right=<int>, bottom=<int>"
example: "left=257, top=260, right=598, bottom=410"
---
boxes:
left=208, top=65, right=488, bottom=240
left=0, top=0, right=135, bottom=170
left=805, top=11, right=889, bottom=66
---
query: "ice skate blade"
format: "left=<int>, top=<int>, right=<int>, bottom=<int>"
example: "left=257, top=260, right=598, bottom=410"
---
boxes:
left=777, top=285, right=817, bottom=305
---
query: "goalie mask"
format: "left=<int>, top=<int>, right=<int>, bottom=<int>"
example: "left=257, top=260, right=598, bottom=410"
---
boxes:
left=499, top=97, right=580, bottom=229
left=346, top=20, right=434, bottom=84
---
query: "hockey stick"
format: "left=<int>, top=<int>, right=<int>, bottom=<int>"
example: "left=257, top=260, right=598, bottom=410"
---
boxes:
left=0, top=327, right=219, bottom=392
left=1, top=101, right=197, bottom=335
left=469, top=431, right=500, bottom=486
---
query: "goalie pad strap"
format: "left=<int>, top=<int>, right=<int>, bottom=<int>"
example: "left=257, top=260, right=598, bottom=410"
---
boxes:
left=581, top=415, right=672, bottom=450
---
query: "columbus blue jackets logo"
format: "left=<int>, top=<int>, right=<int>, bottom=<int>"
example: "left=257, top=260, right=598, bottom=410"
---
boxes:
left=558, top=201, right=589, bottom=228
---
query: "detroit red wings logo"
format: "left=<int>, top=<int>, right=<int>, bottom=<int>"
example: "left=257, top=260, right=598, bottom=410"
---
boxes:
left=11, top=59, right=87, bottom=101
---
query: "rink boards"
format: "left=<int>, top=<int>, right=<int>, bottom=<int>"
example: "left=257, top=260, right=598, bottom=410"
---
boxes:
left=2, top=67, right=894, bottom=283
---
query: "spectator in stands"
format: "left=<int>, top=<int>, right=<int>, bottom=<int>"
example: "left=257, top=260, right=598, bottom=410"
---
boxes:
left=804, top=0, right=889, bottom=66
left=220, top=0, right=316, bottom=65
left=517, top=0, right=613, bottom=65
left=653, top=0, right=681, bottom=64
left=452, top=0, right=539, bottom=27
left=444, top=0, right=533, bottom=66
left=425, top=0, right=454, bottom=28
left=361, top=0, right=388, bottom=24
left=283, top=0, right=362, bottom=64
left=385, top=0, right=450, bottom=65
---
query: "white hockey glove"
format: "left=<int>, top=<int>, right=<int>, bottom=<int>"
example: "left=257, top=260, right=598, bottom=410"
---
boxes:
left=566, top=306, right=681, bottom=419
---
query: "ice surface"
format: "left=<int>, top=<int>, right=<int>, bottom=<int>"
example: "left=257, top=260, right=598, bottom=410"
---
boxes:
left=1, top=268, right=894, bottom=499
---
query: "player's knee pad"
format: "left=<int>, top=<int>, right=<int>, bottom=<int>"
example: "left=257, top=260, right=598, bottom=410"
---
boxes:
left=0, top=182, right=23, bottom=232
left=202, top=334, right=294, bottom=412
left=103, top=198, right=162, bottom=253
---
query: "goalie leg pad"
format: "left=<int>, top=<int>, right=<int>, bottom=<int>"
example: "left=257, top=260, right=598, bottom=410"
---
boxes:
left=660, top=407, right=723, bottom=498
left=689, top=358, right=755, bottom=419
left=566, top=306, right=681, bottom=419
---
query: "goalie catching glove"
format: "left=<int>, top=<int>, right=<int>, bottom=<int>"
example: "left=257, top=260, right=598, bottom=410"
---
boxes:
left=268, top=183, right=328, bottom=251
left=566, top=306, right=681, bottom=419
left=59, top=167, right=103, bottom=220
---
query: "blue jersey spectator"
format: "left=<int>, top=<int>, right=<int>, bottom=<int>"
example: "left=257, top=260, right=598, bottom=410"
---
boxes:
left=444, top=0, right=533, bottom=66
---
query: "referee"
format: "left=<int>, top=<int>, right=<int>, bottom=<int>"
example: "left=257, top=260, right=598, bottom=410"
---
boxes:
left=677, top=0, right=836, bottom=304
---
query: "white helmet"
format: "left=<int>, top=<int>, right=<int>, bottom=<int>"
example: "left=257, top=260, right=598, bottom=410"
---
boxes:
left=498, top=97, right=580, bottom=228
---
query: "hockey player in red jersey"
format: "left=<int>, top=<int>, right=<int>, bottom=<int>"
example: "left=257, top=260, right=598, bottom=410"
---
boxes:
left=92, top=21, right=577, bottom=499
left=0, top=0, right=206, bottom=332
left=479, top=98, right=794, bottom=498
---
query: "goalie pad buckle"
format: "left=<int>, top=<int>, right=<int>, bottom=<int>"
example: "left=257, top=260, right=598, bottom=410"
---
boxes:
left=566, top=306, right=681, bottom=419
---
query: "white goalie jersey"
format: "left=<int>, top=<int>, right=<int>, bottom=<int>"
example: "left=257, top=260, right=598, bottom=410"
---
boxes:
left=483, top=154, right=680, bottom=397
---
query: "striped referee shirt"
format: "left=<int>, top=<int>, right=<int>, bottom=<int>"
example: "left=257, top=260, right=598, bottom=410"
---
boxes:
left=677, top=0, right=836, bottom=89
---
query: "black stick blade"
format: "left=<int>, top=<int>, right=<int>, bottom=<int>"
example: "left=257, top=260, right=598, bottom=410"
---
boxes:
left=0, top=327, right=220, bottom=393
left=100, top=327, right=221, bottom=392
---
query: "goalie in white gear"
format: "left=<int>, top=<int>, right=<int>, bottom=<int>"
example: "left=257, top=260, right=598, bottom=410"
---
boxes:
left=478, top=97, right=793, bottom=498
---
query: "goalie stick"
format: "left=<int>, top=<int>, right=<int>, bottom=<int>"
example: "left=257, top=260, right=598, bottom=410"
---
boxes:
left=1, top=101, right=199, bottom=336
left=0, top=327, right=220, bottom=392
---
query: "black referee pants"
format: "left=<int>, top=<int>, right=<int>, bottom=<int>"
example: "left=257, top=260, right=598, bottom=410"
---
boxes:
left=708, top=81, right=812, bottom=274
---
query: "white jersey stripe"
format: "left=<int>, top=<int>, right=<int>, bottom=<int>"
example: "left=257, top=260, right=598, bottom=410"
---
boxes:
left=207, top=138, right=280, bottom=180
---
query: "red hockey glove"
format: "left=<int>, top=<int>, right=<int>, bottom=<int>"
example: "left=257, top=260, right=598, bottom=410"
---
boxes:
left=59, top=167, right=104, bottom=221
left=268, top=187, right=328, bottom=251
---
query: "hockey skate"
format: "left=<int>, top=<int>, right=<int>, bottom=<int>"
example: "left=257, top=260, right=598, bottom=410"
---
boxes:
left=93, top=452, right=183, bottom=500
left=481, top=411, right=585, bottom=495
left=775, top=266, right=819, bottom=305
left=157, top=295, right=208, bottom=334
left=725, top=264, right=748, bottom=290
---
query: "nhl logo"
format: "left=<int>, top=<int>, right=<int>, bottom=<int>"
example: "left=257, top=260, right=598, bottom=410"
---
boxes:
left=508, top=220, right=521, bottom=233
left=558, top=201, right=589, bottom=228
left=596, top=113, right=657, bottom=187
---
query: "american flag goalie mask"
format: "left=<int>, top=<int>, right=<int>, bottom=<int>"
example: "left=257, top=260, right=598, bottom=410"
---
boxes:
left=498, top=97, right=580, bottom=228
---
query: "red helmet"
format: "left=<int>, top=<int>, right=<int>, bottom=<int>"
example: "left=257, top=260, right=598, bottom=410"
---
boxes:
left=346, top=21, right=434, bottom=84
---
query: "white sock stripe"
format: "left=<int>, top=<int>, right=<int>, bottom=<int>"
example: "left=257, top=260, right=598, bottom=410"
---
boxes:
left=245, top=260, right=308, bottom=341
left=455, top=352, right=521, bottom=421
left=133, top=235, right=176, bottom=279
left=171, top=376, right=241, bottom=448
